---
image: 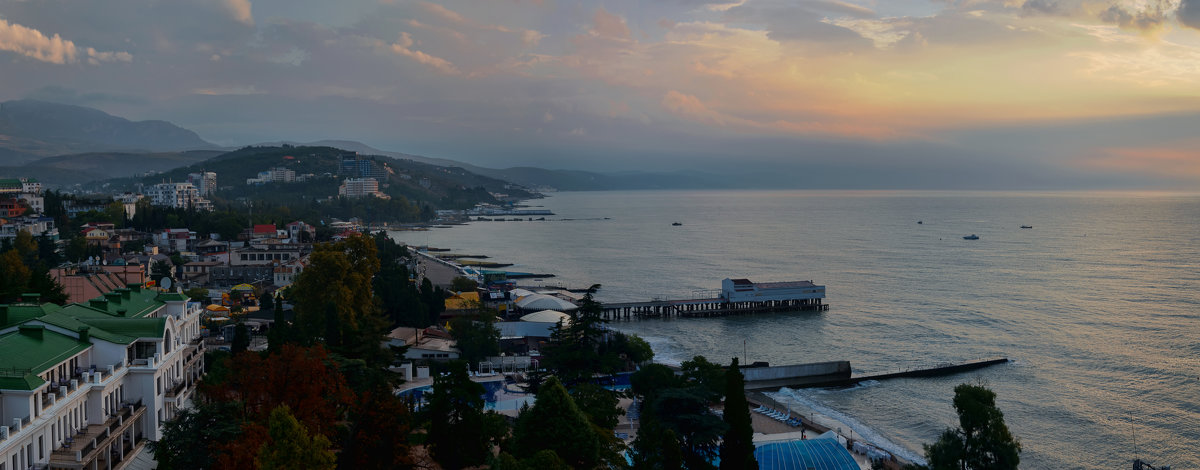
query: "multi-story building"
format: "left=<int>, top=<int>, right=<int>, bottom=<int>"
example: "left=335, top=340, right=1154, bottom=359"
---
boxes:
left=153, top=229, right=197, bottom=253
left=0, top=286, right=205, bottom=470
left=144, top=183, right=212, bottom=211
left=186, top=172, right=217, bottom=197
left=0, top=217, right=58, bottom=242
left=229, top=243, right=308, bottom=267
left=245, top=168, right=295, bottom=185
left=338, top=178, right=384, bottom=198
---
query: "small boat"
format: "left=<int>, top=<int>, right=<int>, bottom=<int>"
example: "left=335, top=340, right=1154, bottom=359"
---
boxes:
left=1020, top=225, right=1032, bottom=229
left=672, top=222, right=682, bottom=226
left=963, top=234, right=979, bottom=240
left=917, top=220, right=923, bottom=224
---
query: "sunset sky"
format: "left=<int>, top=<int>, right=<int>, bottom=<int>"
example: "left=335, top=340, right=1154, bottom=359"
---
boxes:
left=2, top=0, right=1199, bottom=188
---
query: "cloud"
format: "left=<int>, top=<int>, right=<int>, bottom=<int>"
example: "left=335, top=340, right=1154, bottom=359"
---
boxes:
left=0, top=17, right=131, bottom=65
left=0, top=17, right=77, bottom=64
left=389, top=32, right=460, bottom=75
left=1097, top=0, right=1173, bottom=32
left=224, top=0, right=254, bottom=26
left=592, top=8, right=632, bottom=39
left=1179, top=0, right=1200, bottom=29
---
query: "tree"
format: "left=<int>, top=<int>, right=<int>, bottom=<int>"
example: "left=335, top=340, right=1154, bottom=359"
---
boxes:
left=449, top=308, right=501, bottom=365
left=450, top=275, right=478, bottom=292
left=719, top=358, right=758, bottom=470
left=681, top=355, right=726, bottom=402
left=340, top=391, right=414, bottom=469
left=260, top=292, right=275, bottom=311
left=152, top=401, right=243, bottom=470
left=427, top=361, right=506, bottom=469
left=151, top=259, right=174, bottom=283
left=510, top=377, right=604, bottom=469
left=925, top=383, right=1021, bottom=470
left=184, top=287, right=209, bottom=302
left=255, top=405, right=337, bottom=470
left=0, top=250, right=32, bottom=302
left=291, top=235, right=388, bottom=361
left=232, top=322, right=251, bottom=354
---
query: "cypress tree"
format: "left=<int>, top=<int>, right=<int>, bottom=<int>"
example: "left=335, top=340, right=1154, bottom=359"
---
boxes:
left=720, top=358, right=758, bottom=470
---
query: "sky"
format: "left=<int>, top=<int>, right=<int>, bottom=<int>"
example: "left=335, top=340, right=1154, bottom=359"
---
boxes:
left=2, top=0, right=1200, bottom=189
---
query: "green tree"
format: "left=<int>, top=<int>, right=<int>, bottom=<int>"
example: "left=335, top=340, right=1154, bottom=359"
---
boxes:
left=0, top=250, right=32, bottom=303
left=427, top=361, right=503, bottom=469
left=510, top=377, right=604, bottom=469
left=631, top=416, right=683, bottom=470
left=449, top=307, right=501, bottom=365
left=152, top=401, right=243, bottom=470
left=151, top=259, right=174, bottom=283
left=255, top=405, right=337, bottom=470
left=719, top=358, right=757, bottom=470
left=925, top=383, right=1021, bottom=470
left=450, top=275, right=478, bottom=292
left=184, top=287, right=209, bottom=302
left=291, top=235, right=388, bottom=361
left=232, top=322, right=251, bottom=354
left=681, top=355, right=726, bottom=402
left=260, top=292, right=275, bottom=311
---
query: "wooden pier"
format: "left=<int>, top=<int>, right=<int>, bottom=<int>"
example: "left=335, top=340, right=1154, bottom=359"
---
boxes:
left=601, top=296, right=828, bottom=320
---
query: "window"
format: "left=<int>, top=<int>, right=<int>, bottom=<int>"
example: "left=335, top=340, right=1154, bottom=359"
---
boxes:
left=39, top=436, right=43, bottom=459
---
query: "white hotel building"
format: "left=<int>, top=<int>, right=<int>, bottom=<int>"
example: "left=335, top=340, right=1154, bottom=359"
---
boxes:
left=0, top=286, right=205, bottom=470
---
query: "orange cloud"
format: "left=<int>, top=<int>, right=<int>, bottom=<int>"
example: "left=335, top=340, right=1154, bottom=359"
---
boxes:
left=389, top=32, right=459, bottom=75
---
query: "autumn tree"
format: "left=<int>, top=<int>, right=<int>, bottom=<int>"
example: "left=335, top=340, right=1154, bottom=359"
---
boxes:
left=290, top=234, right=388, bottom=361
left=201, top=345, right=354, bottom=438
left=255, top=405, right=337, bottom=470
left=925, top=383, right=1021, bottom=470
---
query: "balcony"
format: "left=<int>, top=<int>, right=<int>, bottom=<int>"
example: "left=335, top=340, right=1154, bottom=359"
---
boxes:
left=49, top=401, right=146, bottom=470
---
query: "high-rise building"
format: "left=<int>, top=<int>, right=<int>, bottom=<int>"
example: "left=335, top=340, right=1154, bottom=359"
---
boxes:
left=186, top=172, right=217, bottom=197
left=145, top=182, right=213, bottom=211
left=338, top=178, right=382, bottom=198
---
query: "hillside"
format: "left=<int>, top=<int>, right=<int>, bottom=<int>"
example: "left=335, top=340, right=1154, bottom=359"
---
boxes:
left=0, top=100, right=218, bottom=157
left=94, top=145, right=538, bottom=222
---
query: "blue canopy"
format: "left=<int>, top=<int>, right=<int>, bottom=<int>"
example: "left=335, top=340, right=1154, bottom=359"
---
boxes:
left=754, top=438, right=859, bottom=470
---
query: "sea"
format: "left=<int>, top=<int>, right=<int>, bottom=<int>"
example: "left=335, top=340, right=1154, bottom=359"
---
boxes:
left=390, top=190, right=1200, bottom=469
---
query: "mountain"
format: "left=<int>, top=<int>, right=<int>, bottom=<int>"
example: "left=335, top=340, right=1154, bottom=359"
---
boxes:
left=256, top=139, right=736, bottom=191
left=0, top=99, right=218, bottom=157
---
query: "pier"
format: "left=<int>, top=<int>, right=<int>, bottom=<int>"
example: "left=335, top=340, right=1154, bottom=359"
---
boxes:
left=744, top=357, right=1011, bottom=391
left=600, top=278, right=829, bottom=320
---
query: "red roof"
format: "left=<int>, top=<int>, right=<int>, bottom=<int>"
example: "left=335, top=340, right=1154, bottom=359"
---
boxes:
left=253, top=224, right=277, bottom=234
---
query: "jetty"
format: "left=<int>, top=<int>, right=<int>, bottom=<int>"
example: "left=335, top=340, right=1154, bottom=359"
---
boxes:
left=601, top=278, right=828, bottom=320
left=743, top=358, right=1011, bottom=391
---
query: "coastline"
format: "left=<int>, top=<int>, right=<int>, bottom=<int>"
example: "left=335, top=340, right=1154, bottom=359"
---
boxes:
left=400, top=227, right=922, bottom=467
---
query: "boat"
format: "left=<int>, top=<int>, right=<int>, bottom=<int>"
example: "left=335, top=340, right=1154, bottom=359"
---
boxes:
left=917, top=220, right=923, bottom=224
left=963, top=234, right=979, bottom=240
left=672, top=222, right=682, bottom=226
left=1020, top=225, right=1032, bottom=229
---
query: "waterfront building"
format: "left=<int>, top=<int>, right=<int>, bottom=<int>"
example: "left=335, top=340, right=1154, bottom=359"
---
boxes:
left=0, top=286, right=206, bottom=470
left=721, top=278, right=825, bottom=303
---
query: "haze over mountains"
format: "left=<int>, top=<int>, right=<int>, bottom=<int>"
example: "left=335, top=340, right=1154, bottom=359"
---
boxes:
left=0, top=100, right=726, bottom=190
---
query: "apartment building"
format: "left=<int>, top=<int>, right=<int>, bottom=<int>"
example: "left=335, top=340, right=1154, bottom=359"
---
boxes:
left=0, top=286, right=205, bottom=470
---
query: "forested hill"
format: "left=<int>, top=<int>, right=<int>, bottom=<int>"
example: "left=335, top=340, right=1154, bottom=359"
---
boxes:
left=95, top=145, right=538, bottom=223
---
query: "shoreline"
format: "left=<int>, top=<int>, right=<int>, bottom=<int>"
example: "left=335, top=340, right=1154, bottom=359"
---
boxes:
left=392, top=208, right=923, bottom=468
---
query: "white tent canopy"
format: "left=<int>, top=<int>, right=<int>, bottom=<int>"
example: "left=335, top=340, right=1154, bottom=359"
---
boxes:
left=514, top=294, right=578, bottom=311
left=519, top=309, right=572, bottom=325
left=509, top=288, right=538, bottom=298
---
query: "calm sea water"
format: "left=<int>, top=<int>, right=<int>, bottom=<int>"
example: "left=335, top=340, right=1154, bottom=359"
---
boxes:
left=391, top=190, right=1200, bottom=469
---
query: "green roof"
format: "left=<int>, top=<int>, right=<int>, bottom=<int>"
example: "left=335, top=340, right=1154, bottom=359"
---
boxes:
left=0, top=326, right=90, bottom=390
left=1, top=303, right=62, bottom=329
left=0, top=178, right=21, bottom=188
left=0, top=285, right=173, bottom=390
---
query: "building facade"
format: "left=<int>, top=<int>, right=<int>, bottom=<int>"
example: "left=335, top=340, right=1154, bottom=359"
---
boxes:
left=0, top=287, right=205, bottom=470
left=144, top=183, right=212, bottom=211
left=185, top=172, right=217, bottom=197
